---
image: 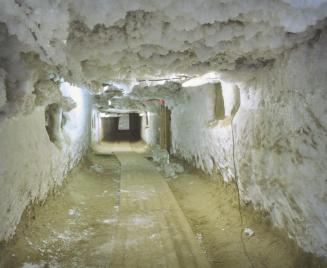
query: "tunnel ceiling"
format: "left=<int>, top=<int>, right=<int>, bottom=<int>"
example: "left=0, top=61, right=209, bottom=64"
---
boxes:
left=1, top=0, right=327, bottom=116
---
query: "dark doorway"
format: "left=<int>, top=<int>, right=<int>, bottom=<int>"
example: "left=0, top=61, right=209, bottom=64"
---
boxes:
left=102, top=113, right=141, bottom=141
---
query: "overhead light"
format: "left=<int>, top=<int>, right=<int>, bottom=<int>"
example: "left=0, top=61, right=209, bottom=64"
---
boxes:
left=100, top=112, right=109, bottom=117
left=182, top=72, right=220, bottom=87
left=100, top=112, right=120, bottom=117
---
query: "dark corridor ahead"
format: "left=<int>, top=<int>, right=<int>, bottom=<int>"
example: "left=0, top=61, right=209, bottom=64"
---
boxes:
left=102, top=113, right=141, bottom=141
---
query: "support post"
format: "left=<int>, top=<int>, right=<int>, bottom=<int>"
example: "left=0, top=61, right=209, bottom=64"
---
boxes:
left=159, top=103, right=171, bottom=153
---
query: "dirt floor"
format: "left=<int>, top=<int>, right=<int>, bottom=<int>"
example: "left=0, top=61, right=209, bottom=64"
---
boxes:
left=0, top=152, right=122, bottom=267
left=0, top=143, right=209, bottom=268
left=166, top=161, right=327, bottom=268
left=1, top=142, right=327, bottom=268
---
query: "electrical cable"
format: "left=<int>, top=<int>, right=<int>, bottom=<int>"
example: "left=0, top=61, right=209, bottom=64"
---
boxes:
left=231, top=116, right=255, bottom=268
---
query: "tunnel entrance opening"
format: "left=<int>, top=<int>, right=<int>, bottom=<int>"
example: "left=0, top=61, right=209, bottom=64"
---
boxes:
left=101, top=113, right=141, bottom=142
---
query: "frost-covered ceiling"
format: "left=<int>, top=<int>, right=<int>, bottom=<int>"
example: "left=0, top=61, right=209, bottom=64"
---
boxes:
left=1, top=0, right=327, bottom=115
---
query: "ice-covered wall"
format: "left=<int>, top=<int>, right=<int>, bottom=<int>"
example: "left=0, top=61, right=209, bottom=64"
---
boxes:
left=0, top=84, right=91, bottom=241
left=171, top=84, right=235, bottom=180
left=171, top=31, right=327, bottom=256
left=141, top=112, right=160, bottom=145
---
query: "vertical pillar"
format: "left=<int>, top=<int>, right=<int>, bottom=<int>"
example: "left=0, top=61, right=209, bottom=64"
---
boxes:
left=159, top=103, right=171, bottom=153
left=214, top=83, right=225, bottom=120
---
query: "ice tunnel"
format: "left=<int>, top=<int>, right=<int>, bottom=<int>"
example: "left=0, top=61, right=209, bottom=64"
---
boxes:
left=0, top=1, right=327, bottom=267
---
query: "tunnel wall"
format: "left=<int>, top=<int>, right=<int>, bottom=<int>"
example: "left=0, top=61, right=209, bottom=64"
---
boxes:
left=0, top=85, right=92, bottom=242
left=171, top=31, right=327, bottom=257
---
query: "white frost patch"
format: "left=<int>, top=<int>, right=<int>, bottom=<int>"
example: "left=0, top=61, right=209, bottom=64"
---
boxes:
left=131, top=216, right=154, bottom=228
left=196, top=233, right=203, bottom=241
left=244, top=228, right=255, bottom=237
left=96, top=190, right=109, bottom=198
left=102, top=218, right=118, bottom=225
left=68, top=209, right=79, bottom=216
left=149, top=233, right=160, bottom=240
left=120, top=189, right=130, bottom=193
left=57, top=232, right=72, bottom=241
left=90, top=164, right=104, bottom=173
left=127, top=185, right=156, bottom=201
left=22, top=260, right=60, bottom=268
left=22, top=263, right=42, bottom=268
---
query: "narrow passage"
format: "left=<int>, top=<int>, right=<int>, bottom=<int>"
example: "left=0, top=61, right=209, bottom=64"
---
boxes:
left=111, top=152, right=210, bottom=267
left=1, top=143, right=209, bottom=268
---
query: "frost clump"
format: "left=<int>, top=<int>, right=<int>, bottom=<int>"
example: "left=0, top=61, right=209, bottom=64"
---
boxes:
left=152, top=145, right=169, bottom=166
left=152, top=145, right=184, bottom=178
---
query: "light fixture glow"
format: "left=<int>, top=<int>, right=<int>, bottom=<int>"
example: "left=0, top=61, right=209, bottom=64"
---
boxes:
left=182, top=72, right=220, bottom=87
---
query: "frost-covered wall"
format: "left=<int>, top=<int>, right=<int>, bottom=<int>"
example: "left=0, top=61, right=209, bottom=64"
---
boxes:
left=141, top=112, right=160, bottom=145
left=0, top=84, right=91, bottom=241
left=171, top=31, right=327, bottom=256
left=171, top=84, right=233, bottom=179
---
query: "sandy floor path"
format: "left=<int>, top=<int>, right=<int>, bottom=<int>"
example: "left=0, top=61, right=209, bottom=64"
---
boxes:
left=111, top=152, right=210, bottom=268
